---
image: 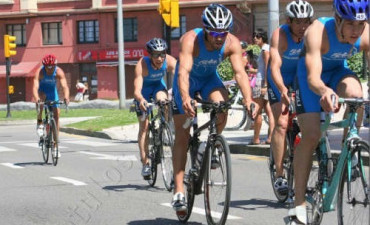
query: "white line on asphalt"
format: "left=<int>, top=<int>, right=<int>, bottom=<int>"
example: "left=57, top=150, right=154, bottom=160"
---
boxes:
left=160, top=203, right=243, bottom=220
left=0, top=146, right=16, bottom=152
left=1, top=163, right=24, bottom=169
left=79, top=151, right=138, bottom=161
left=19, top=143, right=67, bottom=149
left=50, top=177, right=87, bottom=186
left=65, top=140, right=118, bottom=147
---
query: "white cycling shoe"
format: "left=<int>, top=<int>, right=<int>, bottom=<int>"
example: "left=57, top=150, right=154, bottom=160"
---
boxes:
left=286, top=205, right=307, bottom=225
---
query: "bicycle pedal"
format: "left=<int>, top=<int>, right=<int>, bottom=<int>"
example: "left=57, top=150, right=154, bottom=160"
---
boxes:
left=143, top=175, right=151, bottom=180
left=176, top=210, right=187, bottom=217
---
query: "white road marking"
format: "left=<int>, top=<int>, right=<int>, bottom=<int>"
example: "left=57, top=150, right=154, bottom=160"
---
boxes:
left=1, top=163, right=24, bottom=169
left=18, top=143, right=67, bottom=149
left=50, top=177, right=87, bottom=186
left=160, top=203, right=242, bottom=220
left=64, top=140, right=118, bottom=147
left=0, top=146, right=16, bottom=152
left=79, top=151, right=138, bottom=161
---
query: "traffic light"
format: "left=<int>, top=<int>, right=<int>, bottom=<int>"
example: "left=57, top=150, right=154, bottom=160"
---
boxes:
left=158, top=0, right=179, bottom=28
left=4, top=35, right=17, bottom=58
left=8, top=85, right=14, bottom=95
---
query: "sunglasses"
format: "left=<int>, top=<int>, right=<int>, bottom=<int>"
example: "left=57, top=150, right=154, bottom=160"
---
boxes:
left=253, top=33, right=262, bottom=39
left=46, top=65, right=55, bottom=69
left=292, top=18, right=311, bottom=25
left=151, top=52, right=166, bottom=58
left=205, top=28, right=229, bottom=38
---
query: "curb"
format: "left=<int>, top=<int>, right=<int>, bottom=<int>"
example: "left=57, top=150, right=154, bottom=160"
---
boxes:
left=60, top=127, right=112, bottom=140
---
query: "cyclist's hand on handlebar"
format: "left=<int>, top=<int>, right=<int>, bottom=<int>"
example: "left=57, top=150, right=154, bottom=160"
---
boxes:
left=320, top=88, right=338, bottom=113
left=64, top=98, right=70, bottom=105
left=139, top=99, right=148, bottom=112
left=183, top=97, right=196, bottom=118
left=245, top=100, right=258, bottom=119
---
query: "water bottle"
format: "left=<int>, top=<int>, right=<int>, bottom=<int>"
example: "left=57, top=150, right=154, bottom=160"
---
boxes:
left=37, top=124, right=44, bottom=137
left=196, top=142, right=206, bottom=169
left=293, top=132, right=302, bottom=148
left=140, top=112, right=147, bottom=121
left=183, top=117, right=194, bottom=129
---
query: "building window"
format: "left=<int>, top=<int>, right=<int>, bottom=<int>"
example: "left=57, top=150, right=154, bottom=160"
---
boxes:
left=6, top=24, right=26, bottom=46
left=115, top=18, right=137, bottom=42
left=42, top=22, right=62, bottom=45
left=78, top=20, right=99, bottom=44
left=164, top=15, right=186, bottom=39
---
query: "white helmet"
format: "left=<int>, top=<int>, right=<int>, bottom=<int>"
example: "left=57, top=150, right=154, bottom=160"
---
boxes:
left=286, top=0, right=314, bottom=18
left=202, top=4, right=233, bottom=31
left=146, top=38, right=167, bottom=53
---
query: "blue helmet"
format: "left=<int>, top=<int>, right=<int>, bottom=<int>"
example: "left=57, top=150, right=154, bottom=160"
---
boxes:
left=334, top=0, right=369, bottom=21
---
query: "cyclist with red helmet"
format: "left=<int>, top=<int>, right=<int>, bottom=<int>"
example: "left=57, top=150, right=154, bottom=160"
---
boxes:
left=289, top=0, right=369, bottom=224
left=33, top=54, right=70, bottom=137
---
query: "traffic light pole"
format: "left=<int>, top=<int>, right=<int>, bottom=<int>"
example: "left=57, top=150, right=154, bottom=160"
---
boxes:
left=5, top=57, right=11, bottom=118
left=165, top=24, right=172, bottom=89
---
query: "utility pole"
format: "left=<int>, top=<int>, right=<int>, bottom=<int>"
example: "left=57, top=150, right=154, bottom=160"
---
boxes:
left=268, top=0, right=279, bottom=40
left=117, top=0, right=126, bottom=109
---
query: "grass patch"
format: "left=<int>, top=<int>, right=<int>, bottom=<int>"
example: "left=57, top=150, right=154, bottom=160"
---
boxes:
left=0, top=108, right=138, bottom=131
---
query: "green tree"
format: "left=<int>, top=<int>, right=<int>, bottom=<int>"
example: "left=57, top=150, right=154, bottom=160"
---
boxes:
left=347, top=51, right=369, bottom=81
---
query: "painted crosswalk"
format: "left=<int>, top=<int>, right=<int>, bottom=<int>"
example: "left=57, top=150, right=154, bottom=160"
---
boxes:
left=64, top=140, right=118, bottom=147
left=0, top=146, right=16, bottom=152
left=18, top=143, right=67, bottom=149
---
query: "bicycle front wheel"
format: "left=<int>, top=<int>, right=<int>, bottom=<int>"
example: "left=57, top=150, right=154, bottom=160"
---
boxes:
left=337, top=140, right=369, bottom=225
left=50, top=119, right=59, bottom=166
left=160, top=122, right=174, bottom=192
left=147, top=128, right=158, bottom=186
left=225, top=107, right=246, bottom=131
left=204, top=135, right=231, bottom=225
left=41, top=123, right=49, bottom=164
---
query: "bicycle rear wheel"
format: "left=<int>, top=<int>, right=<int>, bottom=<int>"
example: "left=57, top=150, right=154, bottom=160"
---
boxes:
left=338, top=140, right=369, bottom=225
left=269, top=136, right=291, bottom=203
left=147, top=128, right=158, bottom=186
left=225, top=106, right=246, bottom=131
left=204, top=135, right=231, bottom=225
left=160, top=122, right=174, bottom=192
left=50, top=119, right=59, bottom=166
left=177, top=147, right=195, bottom=223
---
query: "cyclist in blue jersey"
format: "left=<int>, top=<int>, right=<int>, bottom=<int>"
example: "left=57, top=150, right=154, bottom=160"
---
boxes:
left=33, top=54, right=70, bottom=136
left=133, top=38, right=177, bottom=179
left=171, top=3, right=256, bottom=214
left=268, top=0, right=314, bottom=196
left=289, top=0, right=369, bottom=224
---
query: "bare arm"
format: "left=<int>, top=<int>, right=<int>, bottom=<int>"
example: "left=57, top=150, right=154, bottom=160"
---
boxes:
left=178, top=32, right=195, bottom=103
left=133, top=57, right=145, bottom=102
left=57, top=68, right=70, bottom=103
left=262, top=47, right=270, bottom=87
left=270, top=28, right=288, bottom=93
left=166, top=54, right=177, bottom=91
left=33, top=68, right=41, bottom=102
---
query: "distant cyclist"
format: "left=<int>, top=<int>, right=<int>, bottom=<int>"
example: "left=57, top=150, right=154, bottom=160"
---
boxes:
left=133, top=38, right=177, bottom=179
left=171, top=3, right=256, bottom=214
left=290, top=0, right=369, bottom=224
left=268, top=0, right=314, bottom=196
left=33, top=54, right=70, bottom=136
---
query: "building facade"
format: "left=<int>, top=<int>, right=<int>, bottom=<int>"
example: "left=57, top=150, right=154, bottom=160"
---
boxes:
left=0, top=0, right=333, bottom=104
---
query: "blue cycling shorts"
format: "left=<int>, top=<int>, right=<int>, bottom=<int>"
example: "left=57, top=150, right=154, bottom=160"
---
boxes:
left=134, top=81, right=167, bottom=116
left=267, top=70, right=296, bottom=105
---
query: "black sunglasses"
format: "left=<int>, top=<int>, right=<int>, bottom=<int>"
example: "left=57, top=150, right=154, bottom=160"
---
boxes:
left=151, top=52, right=166, bottom=58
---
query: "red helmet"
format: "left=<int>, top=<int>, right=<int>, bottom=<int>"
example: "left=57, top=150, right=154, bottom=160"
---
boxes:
left=42, top=54, right=57, bottom=66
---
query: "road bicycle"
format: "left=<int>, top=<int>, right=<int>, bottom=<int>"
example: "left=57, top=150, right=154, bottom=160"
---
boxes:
left=37, top=100, right=67, bottom=166
left=269, top=92, right=300, bottom=204
left=177, top=98, right=232, bottom=225
left=223, top=80, right=268, bottom=131
left=291, top=98, right=369, bottom=225
left=142, top=100, right=174, bottom=192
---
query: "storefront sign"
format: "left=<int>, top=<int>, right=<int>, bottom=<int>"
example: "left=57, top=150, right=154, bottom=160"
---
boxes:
left=77, top=48, right=148, bottom=62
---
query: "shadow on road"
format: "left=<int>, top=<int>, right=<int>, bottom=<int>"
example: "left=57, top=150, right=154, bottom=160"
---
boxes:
left=103, top=184, right=165, bottom=192
left=230, top=198, right=286, bottom=210
left=14, top=162, right=47, bottom=167
left=127, top=217, right=202, bottom=225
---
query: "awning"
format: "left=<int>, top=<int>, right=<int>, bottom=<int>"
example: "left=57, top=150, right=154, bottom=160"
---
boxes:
left=0, top=61, right=40, bottom=78
left=96, top=61, right=138, bottom=67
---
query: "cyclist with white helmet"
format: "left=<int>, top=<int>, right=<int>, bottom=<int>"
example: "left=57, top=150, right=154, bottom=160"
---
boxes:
left=268, top=0, right=314, bottom=197
left=133, top=38, right=177, bottom=179
left=290, top=0, right=369, bottom=224
left=33, top=54, right=70, bottom=136
left=171, top=3, right=256, bottom=214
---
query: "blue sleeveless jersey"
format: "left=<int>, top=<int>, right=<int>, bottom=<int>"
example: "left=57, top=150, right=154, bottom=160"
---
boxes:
left=319, top=17, right=361, bottom=72
left=39, top=66, right=59, bottom=101
left=280, top=24, right=304, bottom=75
left=143, top=56, right=167, bottom=86
left=190, top=28, right=225, bottom=77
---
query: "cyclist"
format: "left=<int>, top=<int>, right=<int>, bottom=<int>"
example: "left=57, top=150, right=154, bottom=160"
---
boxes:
left=171, top=3, right=256, bottom=214
left=268, top=0, right=314, bottom=196
left=290, top=0, right=369, bottom=224
left=33, top=54, right=70, bottom=137
left=133, top=38, right=177, bottom=179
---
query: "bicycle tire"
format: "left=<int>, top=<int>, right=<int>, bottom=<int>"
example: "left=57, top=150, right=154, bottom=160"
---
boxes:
left=337, top=140, right=369, bottom=225
left=225, top=107, right=246, bottom=131
left=50, top=119, right=59, bottom=166
left=204, top=135, right=231, bottom=225
left=160, top=122, right=174, bottom=192
left=147, top=127, right=158, bottom=187
left=177, top=147, right=195, bottom=223
left=41, top=122, right=49, bottom=164
left=269, top=136, right=290, bottom=203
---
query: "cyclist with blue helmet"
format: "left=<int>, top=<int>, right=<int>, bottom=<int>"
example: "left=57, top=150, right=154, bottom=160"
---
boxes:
left=133, top=38, right=177, bottom=179
left=268, top=0, right=314, bottom=197
left=171, top=3, right=256, bottom=215
left=290, top=0, right=369, bottom=224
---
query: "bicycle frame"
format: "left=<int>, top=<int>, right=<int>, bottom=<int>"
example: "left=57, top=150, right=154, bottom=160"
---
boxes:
left=317, top=101, right=363, bottom=212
